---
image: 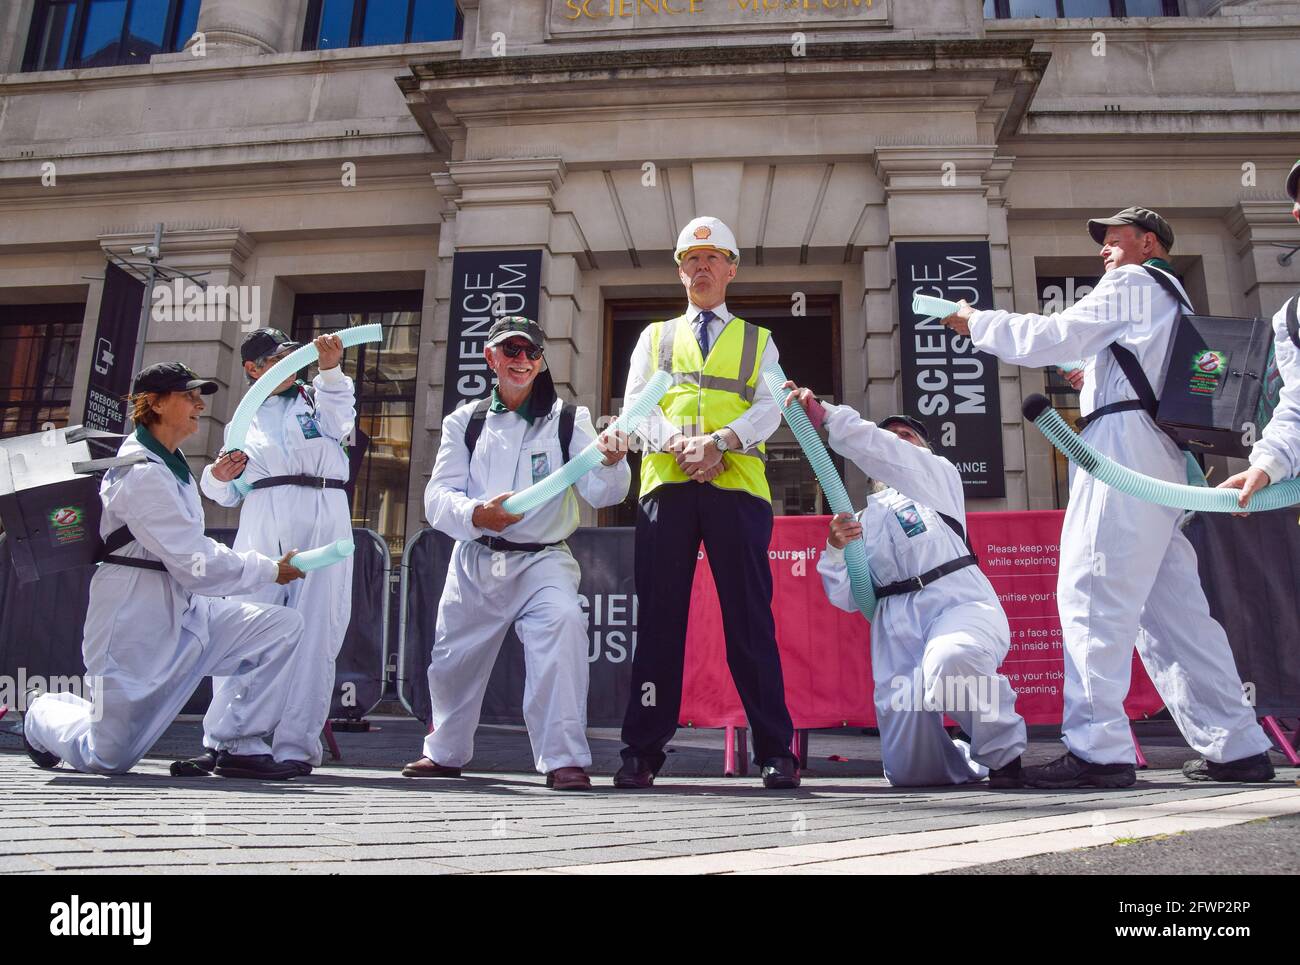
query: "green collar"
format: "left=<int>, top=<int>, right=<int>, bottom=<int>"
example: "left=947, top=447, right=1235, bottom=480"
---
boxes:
left=488, top=385, right=536, bottom=425
left=134, top=425, right=191, bottom=485
left=275, top=380, right=304, bottom=401
left=1144, top=257, right=1176, bottom=274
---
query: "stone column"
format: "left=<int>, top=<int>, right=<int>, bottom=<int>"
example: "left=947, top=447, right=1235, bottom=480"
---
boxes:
left=187, top=0, right=287, bottom=56
left=98, top=226, right=256, bottom=505
left=420, top=157, right=592, bottom=523
left=871, top=144, right=1040, bottom=511
left=1229, top=198, right=1300, bottom=322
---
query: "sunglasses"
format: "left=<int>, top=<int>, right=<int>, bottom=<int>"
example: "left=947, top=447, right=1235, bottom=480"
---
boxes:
left=499, top=341, right=544, bottom=361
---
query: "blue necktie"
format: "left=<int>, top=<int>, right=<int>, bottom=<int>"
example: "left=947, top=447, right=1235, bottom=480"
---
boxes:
left=695, top=310, right=715, bottom=358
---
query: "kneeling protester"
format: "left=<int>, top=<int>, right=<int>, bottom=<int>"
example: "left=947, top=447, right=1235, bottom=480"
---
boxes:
left=788, top=386, right=1027, bottom=789
left=22, top=363, right=309, bottom=780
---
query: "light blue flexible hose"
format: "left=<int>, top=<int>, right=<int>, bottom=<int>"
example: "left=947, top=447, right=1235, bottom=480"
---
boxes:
left=224, top=324, right=384, bottom=453
left=761, top=365, right=877, bottom=621
left=1023, top=394, right=1300, bottom=512
left=501, top=369, right=674, bottom=515
left=912, top=294, right=960, bottom=318
left=1047, top=362, right=1202, bottom=485
left=289, top=538, right=355, bottom=573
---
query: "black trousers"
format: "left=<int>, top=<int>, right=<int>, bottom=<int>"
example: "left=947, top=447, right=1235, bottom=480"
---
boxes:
left=620, top=481, right=795, bottom=770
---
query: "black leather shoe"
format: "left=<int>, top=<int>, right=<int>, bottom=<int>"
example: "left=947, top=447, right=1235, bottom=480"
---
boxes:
left=280, top=760, right=314, bottom=778
left=761, top=757, right=800, bottom=790
left=613, top=756, right=655, bottom=789
left=1183, top=753, right=1274, bottom=783
left=22, top=731, right=60, bottom=770
left=987, top=756, right=1024, bottom=789
left=213, top=751, right=299, bottom=780
left=1022, top=751, right=1135, bottom=789
left=170, top=748, right=218, bottom=777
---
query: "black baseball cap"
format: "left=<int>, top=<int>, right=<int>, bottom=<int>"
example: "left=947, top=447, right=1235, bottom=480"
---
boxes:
left=241, top=327, right=300, bottom=364
left=486, top=316, right=545, bottom=349
left=879, top=414, right=929, bottom=443
left=1287, top=160, right=1300, bottom=203
left=1087, top=207, right=1175, bottom=252
left=132, top=362, right=218, bottom=395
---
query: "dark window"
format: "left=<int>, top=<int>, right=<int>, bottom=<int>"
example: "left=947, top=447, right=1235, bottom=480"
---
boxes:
left=1036, top=276, right=1098, bottom=508
left=602, top=295, right=842, bottom=525
left=985, top=0, right=1179, bottom=15
left=293, top=291, right=421, bottom=558
left=0, top=304, right=84, bottom=440
left=22, top=0, right=200, bottom=71
left=303, top=0, right=462, bottom=51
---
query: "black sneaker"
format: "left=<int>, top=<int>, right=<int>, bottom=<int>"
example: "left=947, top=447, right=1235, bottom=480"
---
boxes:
left=169, top=748, right=218, bottom=777
left=987, top=756, right=1024, bottom=789
left=22, top=731, right=60, bottom=770
left=1183, top=753, right=1274, bottom=783
left=213, top=751, right=300, bottom=781
left=1021, top=751, right=1136, bottom=789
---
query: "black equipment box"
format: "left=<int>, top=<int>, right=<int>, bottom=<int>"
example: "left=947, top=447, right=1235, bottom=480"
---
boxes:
left=1156, top=313, right=1280, bottom=458
left=0, top=426, right=133, bottom=584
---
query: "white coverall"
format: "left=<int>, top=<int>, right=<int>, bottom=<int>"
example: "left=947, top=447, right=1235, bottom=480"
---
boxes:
left=24, top=431, right=304, bottom=774
left=816, top=404, right=1026, bottom=786
left=422, top=395, right=631, bottom=773
left=200, top=368, right=355, bottom=766
left=1249, top=295, right=1300, bottom=484
left=968, top=264, right=1273, bottom=765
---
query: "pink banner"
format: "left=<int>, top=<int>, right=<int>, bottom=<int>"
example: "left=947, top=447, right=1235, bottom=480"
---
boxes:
left=679, top=511, right=1164, bottom=729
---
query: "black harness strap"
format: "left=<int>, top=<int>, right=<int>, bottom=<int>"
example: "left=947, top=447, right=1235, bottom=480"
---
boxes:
left=874, top=509, right=979, bottom=599
left=98, top=525, right=167, bottom=572
left=464, top=399, right=577, bottom=463
left=1287, top=295, right=1300, bottom=351
left=1076, top=266, right=1192, bottom=452
left=474, top=535, right=565, bottom=553
left=463, top=398, right=493, bottom=456
left=875, top=554, right=980, bottom=599
left=250, top=475, right=347, bottom=491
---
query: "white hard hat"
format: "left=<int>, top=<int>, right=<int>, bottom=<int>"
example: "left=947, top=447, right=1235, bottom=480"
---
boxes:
left=674, top=216, right=740, bottom=266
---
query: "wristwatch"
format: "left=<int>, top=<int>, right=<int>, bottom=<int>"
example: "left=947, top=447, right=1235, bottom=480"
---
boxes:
left=710, top=431, right=730, bottom=454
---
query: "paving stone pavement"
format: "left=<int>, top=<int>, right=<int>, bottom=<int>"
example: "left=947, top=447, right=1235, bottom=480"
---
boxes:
left=2, top=738, right=1296, bottom=875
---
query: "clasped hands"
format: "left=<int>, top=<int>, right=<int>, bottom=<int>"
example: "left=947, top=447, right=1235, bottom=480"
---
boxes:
left=666, top=429, right=738, bottom=483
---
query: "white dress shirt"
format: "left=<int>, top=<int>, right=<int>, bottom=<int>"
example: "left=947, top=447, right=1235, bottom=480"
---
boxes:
left=623, top=301, right=782, bottom=453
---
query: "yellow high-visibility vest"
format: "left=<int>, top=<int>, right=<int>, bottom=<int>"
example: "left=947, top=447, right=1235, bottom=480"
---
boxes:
left=639, top=314, right=771, bottom=502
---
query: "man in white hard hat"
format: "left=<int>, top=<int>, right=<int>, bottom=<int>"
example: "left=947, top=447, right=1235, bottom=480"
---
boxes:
left=616, top=216, right=799, bottom=790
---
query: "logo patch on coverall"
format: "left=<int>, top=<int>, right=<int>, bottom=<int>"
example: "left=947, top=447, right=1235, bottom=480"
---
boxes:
left=296, top=413, right=322, bottom=439
left=894, top=503, right=928, bottom=538
left=531, top=451, right=551, bottom=483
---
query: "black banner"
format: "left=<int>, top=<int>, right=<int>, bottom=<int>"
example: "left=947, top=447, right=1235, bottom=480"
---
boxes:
left=1185, top=509, right=1300, bottom=718
left=0, top=529, right=390, bottom=721
left=441, top=249, right=543, bottom=416
left=400, top=527, right=637, bottom=727
left=895, top=241, right=1004, bottom=498
left=83, top=262, right=144, bottom=447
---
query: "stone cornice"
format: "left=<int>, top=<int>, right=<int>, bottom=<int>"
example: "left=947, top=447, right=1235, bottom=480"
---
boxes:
left=400, top=38, right=1049, bottom=154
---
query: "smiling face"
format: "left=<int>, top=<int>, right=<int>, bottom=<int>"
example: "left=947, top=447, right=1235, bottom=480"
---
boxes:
left=678, top=247, right=737, bottom=310
left=1100, top=225, right=1165, bottom=272
left=153, top=388, right=206, bottom=442
left=485, top=336, right=543, bottom=394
